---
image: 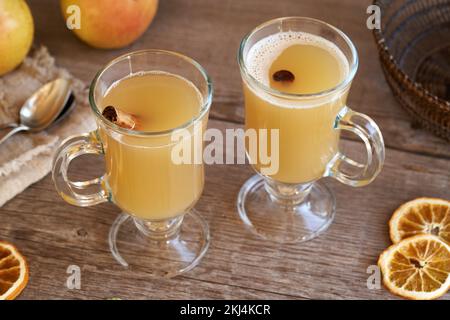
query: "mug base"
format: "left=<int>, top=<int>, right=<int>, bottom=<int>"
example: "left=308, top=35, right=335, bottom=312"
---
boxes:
left=108, top=209, right=210, bottom=278
left=237, top=175, right=336, bottom=244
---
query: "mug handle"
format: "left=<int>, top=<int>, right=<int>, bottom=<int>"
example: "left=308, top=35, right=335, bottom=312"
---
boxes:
left=326, top=106, right=385, bottom=187
left=52, top=131, right=110, bottom=206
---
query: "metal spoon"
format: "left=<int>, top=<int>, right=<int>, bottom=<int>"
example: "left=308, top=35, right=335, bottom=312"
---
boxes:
left=0, top=78, right=75, bottom=145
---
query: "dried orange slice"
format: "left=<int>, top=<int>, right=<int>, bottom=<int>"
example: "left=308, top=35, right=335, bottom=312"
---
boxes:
left=378, top=234, right=450, bottom=300
left=0, top=241, right=29, bottom=300
left=390, top=198, right=450, bottom=244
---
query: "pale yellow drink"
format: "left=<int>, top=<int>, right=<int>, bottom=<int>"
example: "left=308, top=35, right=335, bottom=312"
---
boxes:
left=244, top=32, right=350, bottom=183
left=99, top=72, right=204, bottom=220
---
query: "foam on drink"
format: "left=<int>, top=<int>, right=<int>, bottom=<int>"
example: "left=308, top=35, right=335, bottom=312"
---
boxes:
left=245, top=31, right=350, bottom=108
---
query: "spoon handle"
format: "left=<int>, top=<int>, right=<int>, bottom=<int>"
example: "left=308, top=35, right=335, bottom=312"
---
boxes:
left=0, top=123, right=18, bottom=130
left=0, top=125, right=28, bottom=145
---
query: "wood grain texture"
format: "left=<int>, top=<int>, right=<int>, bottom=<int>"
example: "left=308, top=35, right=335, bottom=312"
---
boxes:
left=0, top=0, right=448, bottom=300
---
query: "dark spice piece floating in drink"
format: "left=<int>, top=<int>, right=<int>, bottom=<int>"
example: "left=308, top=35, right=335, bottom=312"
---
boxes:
left=272, top=70, right=295, bottom=83
left=102, top=106, right=118, bottom=122
left=102, top=105, right=140, bottom=130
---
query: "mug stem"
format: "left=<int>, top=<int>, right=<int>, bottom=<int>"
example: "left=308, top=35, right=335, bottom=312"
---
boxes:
left=133, top=215, right=184, bottom=241
left=237, top=175, right=336, bottom=244
left=264, top=178, right=313, bottom=206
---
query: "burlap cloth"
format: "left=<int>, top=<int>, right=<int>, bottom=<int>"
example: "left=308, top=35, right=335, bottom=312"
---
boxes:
left=0, top=46, right=96, bottom=207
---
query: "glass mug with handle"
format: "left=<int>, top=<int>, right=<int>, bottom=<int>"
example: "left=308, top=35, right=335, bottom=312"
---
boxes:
left=237, top=17, right=385, bottom=243
left=52, top=50, right=213, bottom=277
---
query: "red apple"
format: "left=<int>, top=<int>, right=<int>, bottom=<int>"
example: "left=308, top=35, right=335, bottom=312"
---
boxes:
left=60, top=0, right=158, bottom=49
left=0, top=0, right=34, bottom=76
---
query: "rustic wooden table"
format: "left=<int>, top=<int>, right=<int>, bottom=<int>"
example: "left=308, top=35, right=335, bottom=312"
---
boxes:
left=1, top=0, right=449, bottom=300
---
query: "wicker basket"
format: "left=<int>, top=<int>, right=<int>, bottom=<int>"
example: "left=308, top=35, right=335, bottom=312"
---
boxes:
left=373, top=0, right=450, bottom=141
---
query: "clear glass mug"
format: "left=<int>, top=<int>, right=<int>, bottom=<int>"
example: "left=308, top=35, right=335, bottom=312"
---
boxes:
left=52, top=50, right=213, bottom=277
left=237, top=17, right=385, bottom=243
